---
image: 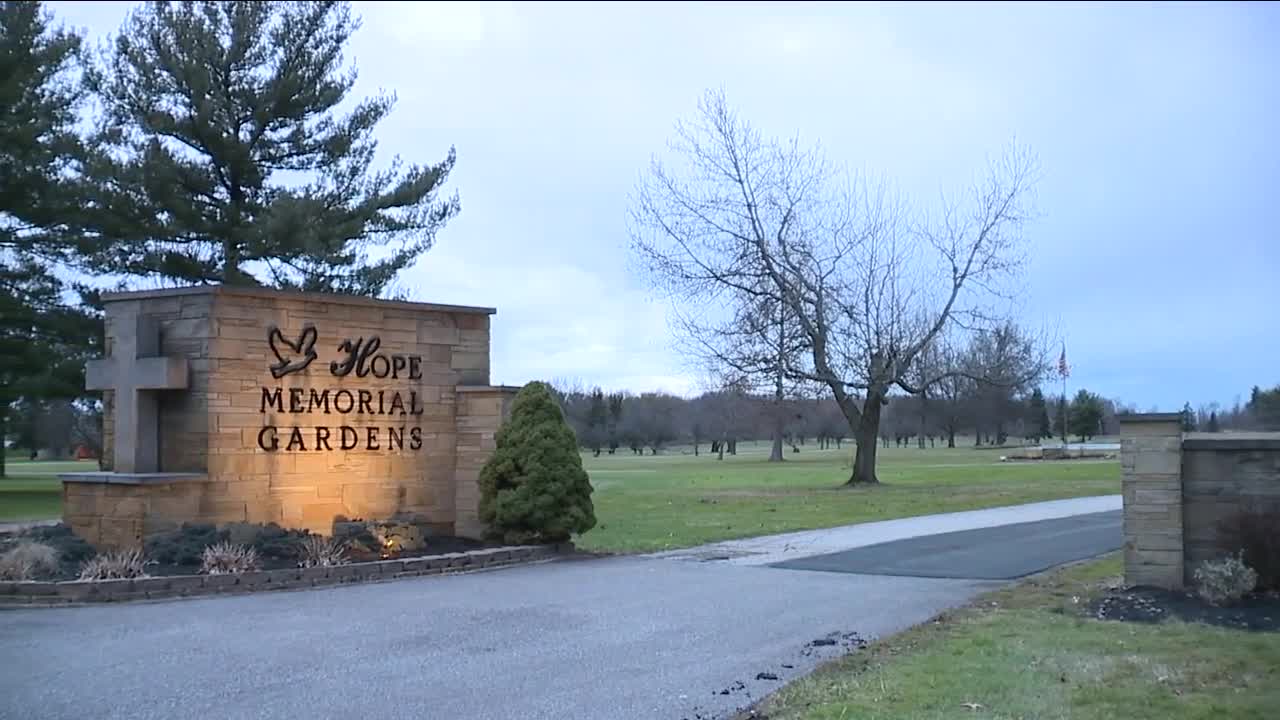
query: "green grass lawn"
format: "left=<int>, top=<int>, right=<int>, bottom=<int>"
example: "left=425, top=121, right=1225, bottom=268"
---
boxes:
left=0, top=459, right=94, bottom=523
left=2, top=444, right=1120, bottom=551
left=577, top=441, right=1119, bottom=553
left=757, top=554, right=1279, bottom=720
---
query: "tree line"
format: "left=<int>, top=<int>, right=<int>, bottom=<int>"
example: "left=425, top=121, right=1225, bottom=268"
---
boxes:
left=1180, top=385, right=1280, bottom=433
left=548, top=381, right=1280, bottom=458
left=546, top=382, right=1108, bottom=458
left=1, top=1, right=457, bottom=475
left=20, top=378, right=1274, bottom=462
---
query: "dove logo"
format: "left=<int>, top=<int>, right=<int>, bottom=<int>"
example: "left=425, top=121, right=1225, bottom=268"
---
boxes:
left=267, top=326, right=319, bottom=378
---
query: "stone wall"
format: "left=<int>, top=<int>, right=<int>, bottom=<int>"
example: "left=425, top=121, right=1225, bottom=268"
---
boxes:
left=69, top=286, right=515, bottom=548
left=1182, top=434, right=1280, bottom=577
left=454, top=386, right=520, bottom=537
left=1119, top=414, right=1280, bottom=589
left=64, top=477, right=209, bottom=547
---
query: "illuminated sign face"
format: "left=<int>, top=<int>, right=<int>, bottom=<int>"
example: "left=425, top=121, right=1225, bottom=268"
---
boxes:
left=259, top=325, right=426, bottom=453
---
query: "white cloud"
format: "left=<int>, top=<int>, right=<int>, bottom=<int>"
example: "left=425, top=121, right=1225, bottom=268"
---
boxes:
left=364, top=1, right=526, bottom=55
left=398, top=241, right=694, bottom=395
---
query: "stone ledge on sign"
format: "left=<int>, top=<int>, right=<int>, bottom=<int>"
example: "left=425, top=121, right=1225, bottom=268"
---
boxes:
left=1118, top=413, right=1185, bottom=422
left=0, top=544, right=571, bottom=607
left=60, top=472, right=209, bottom=485
left=99, top=284, right=497, bottom=316
left=1181, top=433, right=1280, bottom=451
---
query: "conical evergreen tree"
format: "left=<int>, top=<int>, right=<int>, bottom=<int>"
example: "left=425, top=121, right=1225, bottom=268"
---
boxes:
left=1028, top=388, right=1051, bottom=440
left=479, top=382, right=596, bottom=544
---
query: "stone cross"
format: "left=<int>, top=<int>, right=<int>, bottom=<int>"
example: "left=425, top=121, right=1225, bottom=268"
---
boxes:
left=86, top=313, right=189, bottom=474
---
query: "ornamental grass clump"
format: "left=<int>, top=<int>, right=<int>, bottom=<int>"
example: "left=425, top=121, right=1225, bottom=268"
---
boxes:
left=298, top=535, right=349, bottom=568
left=1193, top=553, right=1258, bottom=607
left=0, top=541, right=60, bottom=581
left=199, top=542, right=259, bottom=575
left=79, top=549, right=149, bottom=581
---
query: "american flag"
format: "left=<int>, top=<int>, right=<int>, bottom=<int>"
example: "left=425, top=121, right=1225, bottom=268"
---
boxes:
left=1057, top=345, right=1071, bottom=379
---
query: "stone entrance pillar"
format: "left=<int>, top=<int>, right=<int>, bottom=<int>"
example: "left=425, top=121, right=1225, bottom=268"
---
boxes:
left=1119, top=413, right=1184, bottom=589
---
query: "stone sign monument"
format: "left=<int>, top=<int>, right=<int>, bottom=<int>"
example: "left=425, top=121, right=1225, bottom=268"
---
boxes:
left=61, top=286, right=518, bottom=549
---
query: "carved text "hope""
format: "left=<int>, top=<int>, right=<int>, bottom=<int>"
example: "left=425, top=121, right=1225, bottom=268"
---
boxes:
left=329, top=336, right=422, bottom=380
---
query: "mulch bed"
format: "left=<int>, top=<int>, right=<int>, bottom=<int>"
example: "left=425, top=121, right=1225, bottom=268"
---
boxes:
left=0, top=528, right=493, bottom=582
left=1089, top=586, right=1280, bottom=632
left=139, top=536, right=493, bottom=579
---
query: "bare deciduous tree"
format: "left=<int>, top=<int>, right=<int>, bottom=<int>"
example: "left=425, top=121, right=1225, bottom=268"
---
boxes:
left=630, top=90, right=829, bottom=463
left=631, top=89, right=1041, bottom=485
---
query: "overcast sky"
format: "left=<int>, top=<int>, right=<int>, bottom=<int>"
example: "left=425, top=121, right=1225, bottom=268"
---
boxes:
left=53, top=1, right=1278, bottom=411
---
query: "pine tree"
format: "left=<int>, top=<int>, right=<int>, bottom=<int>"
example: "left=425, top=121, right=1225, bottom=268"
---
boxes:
left=0, top=1, right=102, bottom=477
left=1027, top=388, right=1051, bottom=441
left=1068, top=389, right=1103, bottom=442
left=1180, top=402, right=1197, bottom=432
left=81, top=1, right=459, bottom=296
left=1207, top=411, right=1220, bottom=433
left=479, top=382, right=596, bottom=544
left=1246, top=385, right=1280, bottom=430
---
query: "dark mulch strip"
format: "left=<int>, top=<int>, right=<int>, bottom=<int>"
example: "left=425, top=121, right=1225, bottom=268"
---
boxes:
left=1089, top=585, right=1280, bottom=632
left=140, top=536, right=489, bottom=577
left=1, top=531, right=493, bottom=582
left=343, top=536, right=493, bottom=564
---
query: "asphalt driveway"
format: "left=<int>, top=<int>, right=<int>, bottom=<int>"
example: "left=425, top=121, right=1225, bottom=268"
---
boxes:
left=0, top=499, right=1121, bottom=720
left=0, top=556, right=995, bottom=720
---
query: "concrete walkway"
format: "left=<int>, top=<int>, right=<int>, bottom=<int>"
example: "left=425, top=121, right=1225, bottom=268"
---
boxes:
left=648, top=494, right=1121, bottom=566
left=0, top=519, right=58, bottom=534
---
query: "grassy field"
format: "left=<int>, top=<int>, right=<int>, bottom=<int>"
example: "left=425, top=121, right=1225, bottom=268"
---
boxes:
left=577, top=441, right=1119, bottom=553
left=757, top=554, right=1279, bottom=720
left=0, top=460, right=92, bottom=523
left=2, top=443, right=1120, bottom=550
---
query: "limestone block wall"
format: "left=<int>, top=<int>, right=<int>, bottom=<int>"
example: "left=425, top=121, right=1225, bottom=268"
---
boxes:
left=1120, top=414, right=1280, bottom=589
left=80, top=286, right=511, bottom=544
left=454, top=386, right=520, bottom=538
left=64, top=479, right=208, bottom=548
left=205, top=289, right=490, bottom=532
left=1181, top=435, right=1280, bottom=578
